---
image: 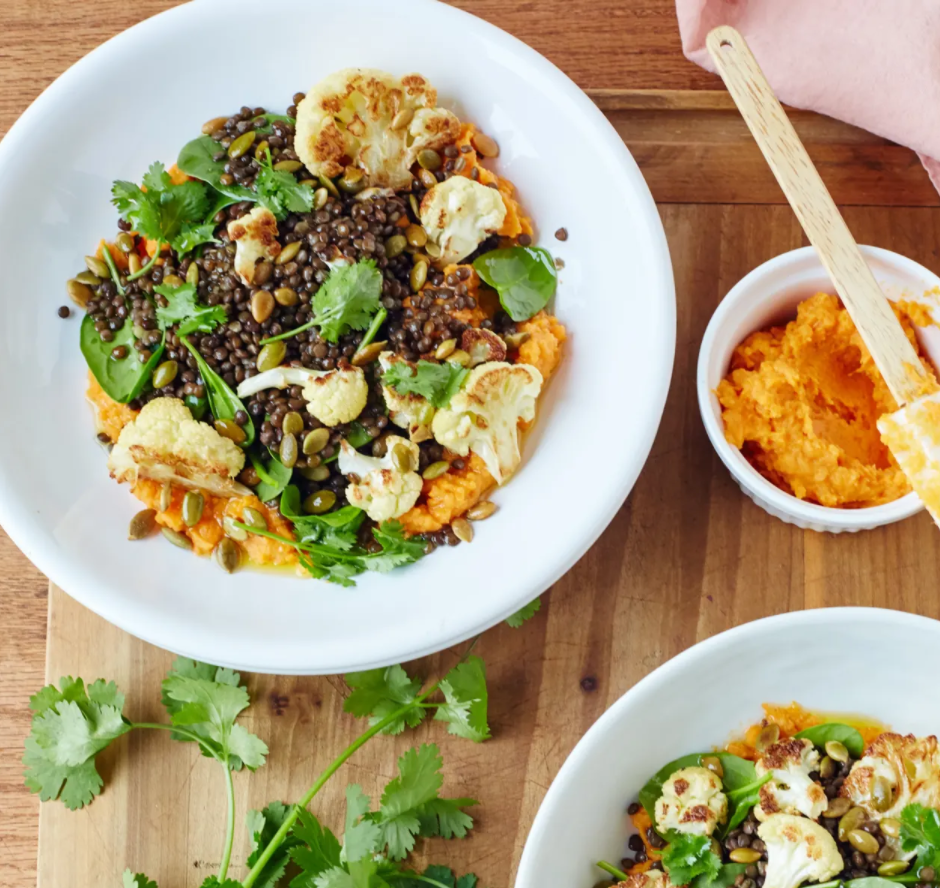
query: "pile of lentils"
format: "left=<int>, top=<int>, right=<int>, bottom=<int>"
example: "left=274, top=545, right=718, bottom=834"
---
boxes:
left=65, top=93, right=524, bottom=549
left=610, top=730, right=934, bottom=888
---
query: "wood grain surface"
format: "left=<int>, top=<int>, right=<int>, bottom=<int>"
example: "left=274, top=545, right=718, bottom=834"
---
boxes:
left=1, top=2, right=939, bottom=887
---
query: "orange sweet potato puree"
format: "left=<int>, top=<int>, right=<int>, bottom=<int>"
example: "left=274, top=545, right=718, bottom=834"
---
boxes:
left=87, top=372, right=138, bottom=442
left=716, top=292, right=935, bottom=508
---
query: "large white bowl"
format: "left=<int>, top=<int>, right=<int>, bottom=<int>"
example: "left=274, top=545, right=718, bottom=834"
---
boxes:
left=516, top=608, right=940, bottom=887
left=0, top=0, right=674, bottom=673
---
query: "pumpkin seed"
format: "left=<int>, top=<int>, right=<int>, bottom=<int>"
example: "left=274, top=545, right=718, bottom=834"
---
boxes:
left=161, top=274, right=184, bottom=288
left=276, top=240, right=302, bottom=265
left=417, top=149, right=442, bottom=171
left=128, top=509, right=157, bottom=540
left=425, top=242, right=442, bottom=259
left=314, top=186, right=330, bottom=209
left=214, top=538, right=241, bottom=573
left=409, top=194, right=420, bottom=216
left=848, top=829, right=880, bottom=855
left=904, top=758, right=918, bottom=780
left=504, top=331, right=531, bottom=349
left=257, top=341, right=287, bottom=372
left=385, top=234, right=407, bottom=258
left=877, top=862, right=910, bottom=877
left=405, top=224, right=428, bottom=247
left=338, top=167, right=365, bottom=194
left=297, top=464, right=321, bottom=479
left=274, top=159, right=303, bottom=173
left=250, top=289, right=275, bottom=324
left=319, top=174, right=340, bottom=198
left=279, top=432, right=298, bottom=468
left=303, top=490, right=336, bottom=514
left=256, top=260, right=274, bottom=285
left=182, top=491, right=205, bottom=527
left=228, top=130, right=256, bottom=159
left=729, top=849, right=762, bottom=865
left=161, top=527, right=192, bottom=550
left=467, top=501, right=497, bottom=521
left=242, top=507, right=267, bottom=530
left=186, top=262, right=200, bottom=286
left=159, top=481, right=172, bottom=512
left=128, top=253, right=142, bottom=275
left=417, top=168, right=437, bottom=189
left=871, top=775, right=894, bottom=812
left=710, top=839, right=723, bottom=859
left=116, top=232, right=136, bottom=253
left=67, top=279, right=93, bottom=308
left=303, top=428, right=331, bottom=455
left=410, top=261, right=428, bottom=292
left=434, top=338, right=456, bottom=360
left=215, top=419, right=247, bottom=445
left=283, top=412, right=304, bottom=436
left=351, top=341, right=386, bottom=366
left=823, top=797, right=852, bottom=818
left=390, top=442, right=416, bottom=474
left=452, top=517, right=473, bottom=543
left=309, top=466, right=331, bottom=482
left=880, top=818, right=902, bottom=838
left=85, top=254, right=110, bottom=278
left=254, top=139, right=270, bottom=160
left=223, top=515, right=248, bottom=541
left=274, top=287, right=299, bottom=307
left=471, top=131, right=500, bottom=158
left=819, top=756, right=837, bottom=780
left=152, top=360, right=179, bottom=389
left=75, top=271, right=101, bottom=286
left=299, top=178, right=317, bottom=189
left=448, top=349, right=471, bottom=367
left=825, top=740, right=849, bottom=763
left=838, top=807, right=868, bottom=841
left=202, top=116, right=228, bottom=135
left=391, top=107, right=415, bottom=130
left=756, top=724, right=780, bottom=751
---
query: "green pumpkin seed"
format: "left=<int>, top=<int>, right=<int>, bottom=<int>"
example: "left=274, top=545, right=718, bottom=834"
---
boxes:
left=819, top=756, right=837, bottom=780
left=182, top=491, right=205, bottom=527
left=838, top=807, right=867, bottom=842
left=871, top=775, right=894, bottom=812
left=417, top=149, right=442, bottom=171
left=728, top=849, right=761, bottom=865
left=283, top=412, right=304, bottom=436
left=277, top=241, right=302, bottom=266
left=128, top=509, right=157, bottom=540
left=274, top=287, right=298, bottom=306
left=823, top=797, right=852, bottom=818
left=314, top=186, right=330, bottom=209
left=161, top=274, right=183, bottom=289
left=409, top=194, right=420, bottom=217
left=756, top=724, right=780, bottom=751
left=242, top=507, right=267, bottom=531
left=250, top=289, right=275, bottom=324
left=274, top=159, right=303, bottom=173
left=698, top=755, right=723, bottom=779
left=410, top=261, right=428, bottom=292
left=254, top=139, right=270, bottom=160
left=848, top=829, right=880, bottom=855
left=422, top=460, right=449, bottom=480
left=152, top=360, right=179, bottom=389
left=319, top=174, right=340, bottom=198
left=417, top=168, right=437, bottom=189
left=257, top=341, right=286, bottom=372
left=67, top=279, right=93, bottom=308
left=297, top=464, right=322, bottom=479
left=385, top=234, right=407, bottom=259
left=116, top=232, right=136, bottom=253
left=214, top=538, right=241, bottom=573
left=202, top=116, right=228, bottom=135
left=161, top=527, right=192, bottom=550
left=448, top=349, right=471, bottom=367
left=434, top=338, right=456, bottom=360
left=351, top=341, right=386, bottom=367
left=279, top=433, right=298, bottom=468
left=308, top=466, right=331, bottom=482
left=159, top=481, right=173, bottom=512
left=85, top=254, right=110, bottom=278
left=228, top=131, right=256, bottom=159
left=425, top=242, right=442, bottom=259
left=470, top=131, right=500, bottom=158
left=128, top=253, right=142, bottom=275
left=214, top=419, right=247, bottom=445
left=338, top=167, right=365, bottom=194
left=451, top=517, right=473, bottom=543
left=303, top=490, right=336, bottom=514
left=405, top=224, right=428, bottom=247
left=186, top=262, right=200, bottom=286
left=390, top=443, right=415, bottom=474
left=504, top=331, right=531, bottom=349
left=825, top=740, right=849, bottom=763
left=76, top=270, right=101, bottom=286
left=303, top=428, right=331, bottom=455
left=878, top=861, right=909, bottom=877
left=881, top=818, right=902, bottom=838
left=223, top=515, right=248, bottom=541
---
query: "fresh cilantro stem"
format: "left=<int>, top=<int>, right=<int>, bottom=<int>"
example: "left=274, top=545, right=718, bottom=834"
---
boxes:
left=258, top=317, right=317, bottom=345
left=355, top=307, right=387, bottom=353
left=241, top=683, right=440, bottom=888
left=598, top=861, right=630, bottom=880
left=219, top=765, right=236, bottom=881
left=99, top=244, right=126, bottom=296
left=127, top=243, right=163, bottom=282
left=132, top=721, right=219, bottom=751
left=233, top=520, right=364, bottom=562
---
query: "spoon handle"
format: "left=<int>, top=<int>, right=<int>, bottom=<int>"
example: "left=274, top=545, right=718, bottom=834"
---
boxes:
left=707, top=25, right=933, bottom=407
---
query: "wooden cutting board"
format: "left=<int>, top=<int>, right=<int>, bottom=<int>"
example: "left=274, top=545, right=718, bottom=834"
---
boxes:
left=34, top=92, right=940, bottom=888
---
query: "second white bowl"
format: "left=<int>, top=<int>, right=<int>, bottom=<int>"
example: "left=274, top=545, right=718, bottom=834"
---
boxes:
left=697, top=245, right=940, bottom=533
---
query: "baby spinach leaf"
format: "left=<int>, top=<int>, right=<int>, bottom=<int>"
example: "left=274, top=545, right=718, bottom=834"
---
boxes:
left=80, top=314, right=164, bottom=404
left=846, top=879, right=916, bottom=888
left=473, top=245, right=557, bottom=322
left=280, top=485, right=364, bottom=550
left=723, top=773, right=772, bottom=835
left=250, top=451, right=292, bottom=503
left=180, top=336, right=255, bottom=446
left=177, top=136, right=257, bottom=203
left=184, top=393, right=208, bottom=421
left=794, top=723, right=865, bottom=758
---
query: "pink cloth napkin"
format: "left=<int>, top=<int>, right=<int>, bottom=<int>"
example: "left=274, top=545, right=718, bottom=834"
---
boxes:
left=676, top=0, right=940, bottom=193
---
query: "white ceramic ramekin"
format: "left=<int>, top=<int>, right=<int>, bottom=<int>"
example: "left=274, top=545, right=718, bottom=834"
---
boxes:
left=697, top=245, right=940, bottom=532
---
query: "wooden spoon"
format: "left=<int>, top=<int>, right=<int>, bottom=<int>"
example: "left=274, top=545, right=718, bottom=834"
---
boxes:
left=707, top=25, right=940, bottom=526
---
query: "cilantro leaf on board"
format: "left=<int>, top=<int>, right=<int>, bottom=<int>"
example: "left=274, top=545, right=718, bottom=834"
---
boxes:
left=395, top=866, right=478, bottom=888
left=198, top=879, right=244, bottom=888
left=123, top=871, right=159, bottom=888
left=414, top=797, right=476, bottom=843
left=381, top=360, right=469, bottom=409
left=160, top=658, right=268, bottom=770
left=246, top=801, right=302, bottom=888
left=433, top=657, right=491, bottom=742
left=154, top=282, right=227, bottom=336
left=506, top=597, right=541, bottom=628
left=256, top=149, right=315, bottom=220
left=662, top=834, right=723, bottom=887
left=343, top=665, right=425, bottom=735
left=342, top=785, right=383, bottom=863
left=288, top=809, right=343, bottom=887
left=312, top=261, right=383, bottom=343
left=23, top=676, right=131, bottom=810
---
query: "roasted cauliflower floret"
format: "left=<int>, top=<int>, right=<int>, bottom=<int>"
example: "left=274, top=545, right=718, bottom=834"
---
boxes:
left=654, top=766, right=728, bottom=837
left=227, top=207, right=281, bottom=286
left=420, top=176, right=507, bottom=265
left=294, top=68, right=460, bottom=190
left=841, top=733, right=940, bottom=821
left=462, top=328, right=507, bottom=367
left=758, top=814, right=843, bottom=888
left=378, top=351, right=435, bottom=442
left=108, top=398, right=248, bottom=498
left=235, top=365, right=368, bottom=427
left=755, top=738, right=828, bottom=821
left=431, top=362, right=542, bottom=485
left=618, top=872, right=675, bottom=888
left=337, top=437, right=422, bottom=522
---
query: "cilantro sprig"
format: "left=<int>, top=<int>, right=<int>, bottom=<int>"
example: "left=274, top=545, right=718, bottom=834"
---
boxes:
left=382, top=360, right=469, bottom=409
left=255, top=147, right=315, bottom=221
left=26, top=649, right=491, bottom=888
left=154, top=281, right=227, bottom=336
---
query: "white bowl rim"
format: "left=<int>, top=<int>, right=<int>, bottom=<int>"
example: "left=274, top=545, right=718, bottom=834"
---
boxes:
left=696, top=244, right=934, bottom=530
left=515, top=606, right=940, bottom=886
left=0, top=0, right=676, bottom=673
